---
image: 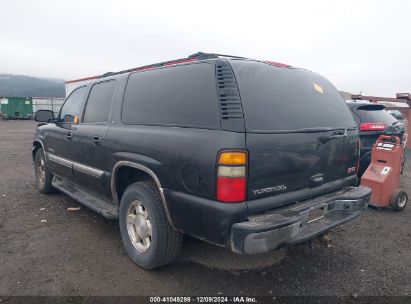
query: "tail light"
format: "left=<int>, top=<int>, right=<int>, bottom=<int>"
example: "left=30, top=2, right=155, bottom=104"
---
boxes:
left=359, top=123, right=386, bottom=131
left=216, top=151, right=247, bottom=203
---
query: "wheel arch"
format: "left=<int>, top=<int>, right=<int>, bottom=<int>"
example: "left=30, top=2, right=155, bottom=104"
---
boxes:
left=32, top=140, right=45, bottom=162
left=111, top=161, right=178, bottom=230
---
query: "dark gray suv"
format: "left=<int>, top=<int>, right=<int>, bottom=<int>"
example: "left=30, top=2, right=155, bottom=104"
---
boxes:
left=33, top=53, right=371, bottom=269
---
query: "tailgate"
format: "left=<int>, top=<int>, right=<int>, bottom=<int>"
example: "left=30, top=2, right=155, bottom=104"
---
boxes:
left=228, top=59, right=359, bottom=212
left=246, top=129, right=359, bottom=206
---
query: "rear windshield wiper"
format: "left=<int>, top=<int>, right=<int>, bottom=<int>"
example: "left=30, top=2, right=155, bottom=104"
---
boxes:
left=298, top=127, right=335, bottom=133
left=249, top=126, right=357, bottom=134
left=281, top=127, right=356, bottom=134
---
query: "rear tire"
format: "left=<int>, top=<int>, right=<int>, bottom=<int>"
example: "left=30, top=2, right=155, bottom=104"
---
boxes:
left=119, top=181, right=183, bottom=269
left=389, top=190, right=408, bottom=211
left=34, top=148, right=54, bottom=194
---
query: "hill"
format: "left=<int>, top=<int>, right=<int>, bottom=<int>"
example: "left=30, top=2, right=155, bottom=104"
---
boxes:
left=0, top=74, right=65, bottom=98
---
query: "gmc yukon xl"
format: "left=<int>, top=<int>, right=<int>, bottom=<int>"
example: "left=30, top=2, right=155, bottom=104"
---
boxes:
left=33, top=52, right=371, bottom=269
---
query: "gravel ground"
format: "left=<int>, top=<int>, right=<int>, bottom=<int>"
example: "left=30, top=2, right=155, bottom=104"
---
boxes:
left=0, top=119, right=410, bottom=298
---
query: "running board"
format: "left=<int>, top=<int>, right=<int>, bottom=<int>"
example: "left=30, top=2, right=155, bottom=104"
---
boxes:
left=52, top=176, right=118, bottom=219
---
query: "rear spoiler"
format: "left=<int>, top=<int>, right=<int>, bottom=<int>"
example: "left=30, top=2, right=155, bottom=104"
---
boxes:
left=357, top=104, right=386, bottom=111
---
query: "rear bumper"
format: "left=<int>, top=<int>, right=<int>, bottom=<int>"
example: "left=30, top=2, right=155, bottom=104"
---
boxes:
left=230, top=186, right=371, bottom=254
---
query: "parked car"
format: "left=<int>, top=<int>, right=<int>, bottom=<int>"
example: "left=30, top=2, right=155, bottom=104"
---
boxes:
left=347, top=102, right=406, bottom=176
left=33, top=53, right=371, bottom=269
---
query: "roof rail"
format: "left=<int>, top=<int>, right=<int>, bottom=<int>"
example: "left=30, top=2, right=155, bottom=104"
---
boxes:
left=94, top=53, right=211, bottom=79
left=66, top=52, right=247, bottom=83
left=188, top=52, right=247, bottom=60
left=97, top=52, right=249, bottom=79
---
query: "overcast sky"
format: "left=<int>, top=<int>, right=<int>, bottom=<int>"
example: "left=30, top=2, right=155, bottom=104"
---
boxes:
left=0, top=0, right=410, bottom=96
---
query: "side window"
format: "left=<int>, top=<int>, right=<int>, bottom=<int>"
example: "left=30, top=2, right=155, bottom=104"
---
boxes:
left=121, top=63, right=219, bottom=129
left=60, top=86, right=87, bottom=123
left=83, top=80, right=117, bottom=123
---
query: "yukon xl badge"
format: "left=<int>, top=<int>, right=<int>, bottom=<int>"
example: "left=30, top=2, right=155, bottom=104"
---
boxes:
left=252, top=185, right=287, bottom=196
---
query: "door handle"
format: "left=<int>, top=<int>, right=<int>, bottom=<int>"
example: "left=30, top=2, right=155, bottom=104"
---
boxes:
left=92, top=136, right=102, bottom=147
left=66, top=132, right=73, bottom=140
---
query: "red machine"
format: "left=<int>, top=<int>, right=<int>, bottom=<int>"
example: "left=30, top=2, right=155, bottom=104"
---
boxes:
left=361, top=135, right=408, bottom=211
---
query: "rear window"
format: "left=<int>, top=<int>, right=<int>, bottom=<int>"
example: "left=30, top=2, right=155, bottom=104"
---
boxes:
left=122, top=63, right=220, bottom=129
left=388, top=110, right=404, bottom=119
left=356, top=107, right=397, bottom=126
left=230, top=60, right=356, bottom=132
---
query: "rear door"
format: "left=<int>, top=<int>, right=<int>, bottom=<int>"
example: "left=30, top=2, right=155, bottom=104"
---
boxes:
left=230, top=60, right=358, bottom=208
left=71, top=79, right=118, bottom=197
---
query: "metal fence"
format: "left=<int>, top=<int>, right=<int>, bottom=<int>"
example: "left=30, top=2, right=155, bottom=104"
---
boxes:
left=32, top=97, right=65, bottom=117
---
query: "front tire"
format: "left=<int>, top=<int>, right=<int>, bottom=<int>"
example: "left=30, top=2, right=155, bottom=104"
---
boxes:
left=34, top=148, right=54, bottom=194
left=119, top=181, right=183, bottom=269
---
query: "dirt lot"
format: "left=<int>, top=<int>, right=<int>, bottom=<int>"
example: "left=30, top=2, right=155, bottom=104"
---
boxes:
left=0, top=119, right=410, bottom=297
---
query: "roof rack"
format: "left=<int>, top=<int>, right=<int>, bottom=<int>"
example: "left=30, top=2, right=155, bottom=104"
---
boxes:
left=65, top=52, right=248, bottom=83
left=188, top=52, right=247, bottom=60
left=101, top=52, right=248, bottom=78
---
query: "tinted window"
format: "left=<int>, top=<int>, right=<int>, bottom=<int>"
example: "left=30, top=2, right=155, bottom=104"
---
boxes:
left=387, top=110, right=404, bottom=120
left=60, top=86, right=87, bottom=123
left=122, top=63, right=219, bottom=128
left=357, top=108, right=398, bottom=126
left=83, top=80, right=117, bottom=123
left=230, top=60, right=356, bottom=132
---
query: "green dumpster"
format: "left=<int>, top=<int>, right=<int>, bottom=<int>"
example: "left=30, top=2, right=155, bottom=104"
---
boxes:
left=0, top=97, right=33, bottom=120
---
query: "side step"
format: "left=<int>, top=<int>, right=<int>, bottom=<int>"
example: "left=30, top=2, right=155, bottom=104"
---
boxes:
left=52, top=176, right=118, bottom=219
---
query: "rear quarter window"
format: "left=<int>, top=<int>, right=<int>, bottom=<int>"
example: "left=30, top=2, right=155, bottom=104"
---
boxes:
left=230, top=60, right=356, bottom=132
left=122, top=63, right=220, bottom=129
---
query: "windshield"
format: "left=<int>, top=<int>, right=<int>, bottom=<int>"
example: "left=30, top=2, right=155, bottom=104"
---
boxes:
left=230, top=60, right=356, bottom=132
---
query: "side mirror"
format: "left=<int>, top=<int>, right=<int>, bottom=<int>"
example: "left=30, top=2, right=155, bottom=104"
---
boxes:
left=35, top=110, right=55, bottom=122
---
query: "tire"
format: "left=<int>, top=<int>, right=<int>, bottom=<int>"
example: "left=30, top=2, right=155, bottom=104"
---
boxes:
left=119, top=181, right=183, bottom=269
left=34, top=148, right=55, bottom=194
left=389, top=190, right=408, bottom=211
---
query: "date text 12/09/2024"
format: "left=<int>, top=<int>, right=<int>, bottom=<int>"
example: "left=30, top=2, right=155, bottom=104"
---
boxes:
left=149, top=296, right=257, bottom=303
